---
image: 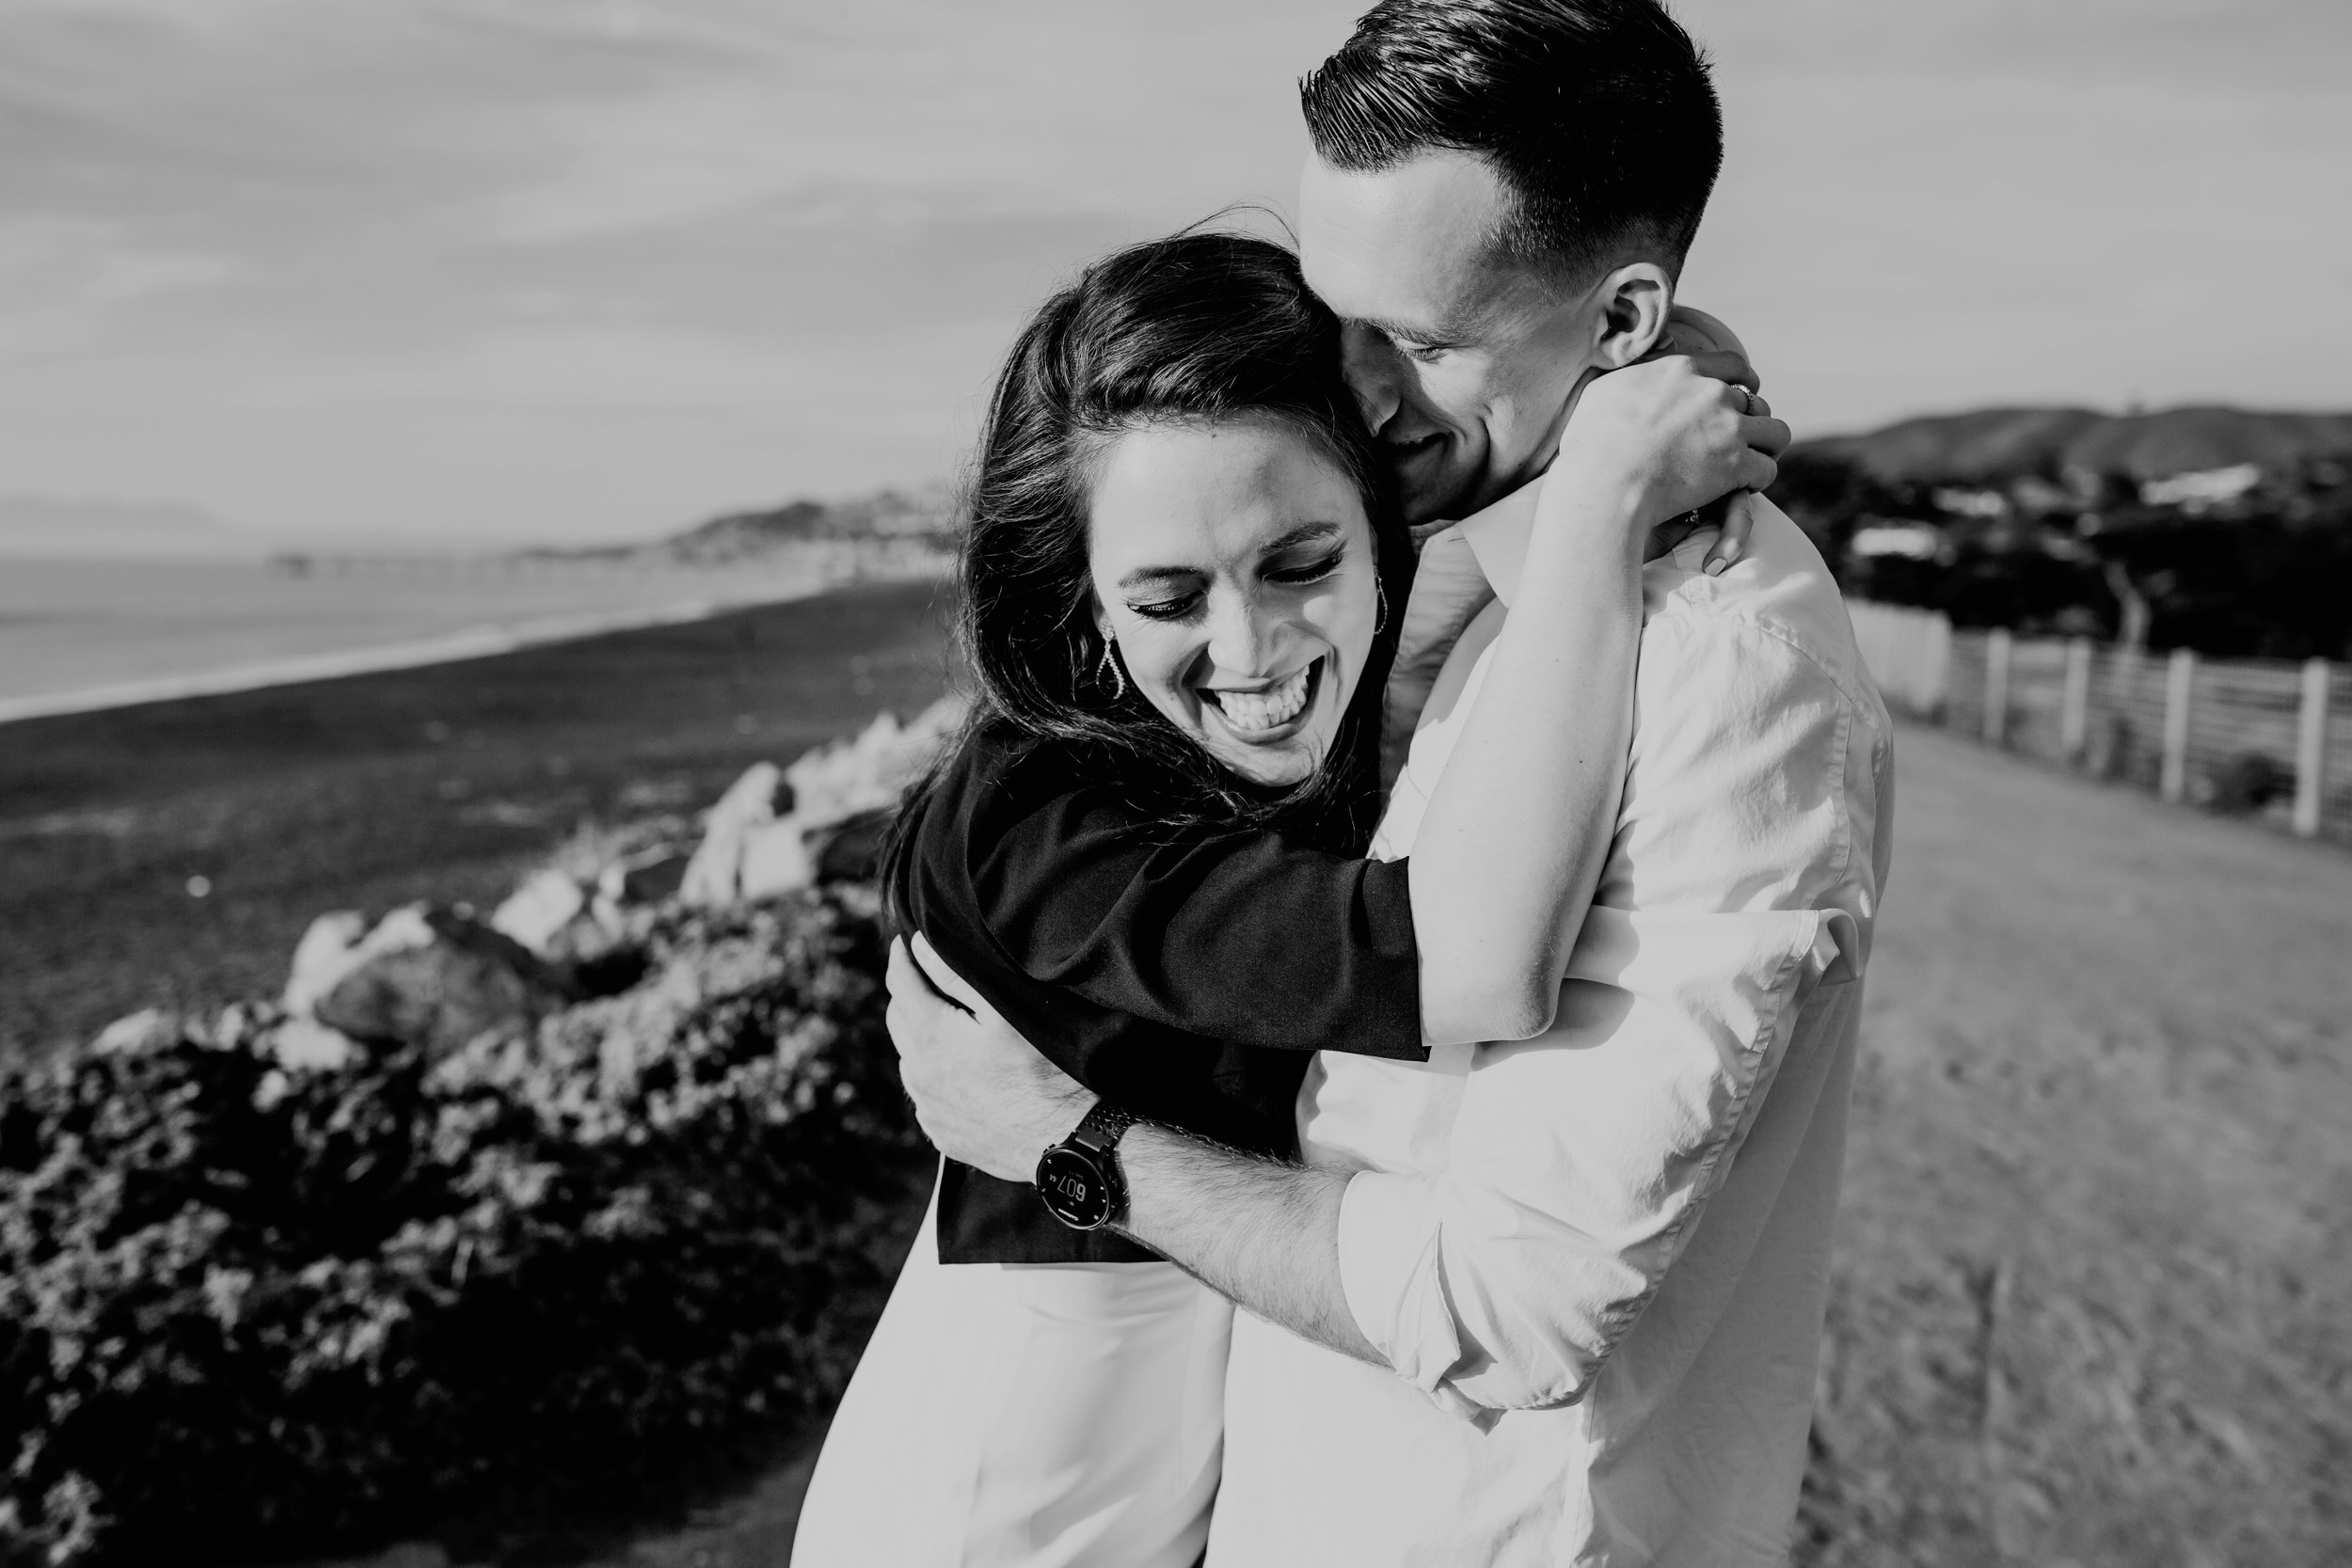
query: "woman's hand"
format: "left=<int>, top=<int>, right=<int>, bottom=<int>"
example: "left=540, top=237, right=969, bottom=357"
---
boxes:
left=1546, top=351, right=1789, bottom=569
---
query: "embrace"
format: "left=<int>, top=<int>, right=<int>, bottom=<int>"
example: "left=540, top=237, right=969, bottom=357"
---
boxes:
left=795, top=2, right=1893, bottom=1564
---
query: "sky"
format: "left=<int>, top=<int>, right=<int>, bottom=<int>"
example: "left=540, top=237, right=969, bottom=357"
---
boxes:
left=0, top=0, right=2344, bottom=547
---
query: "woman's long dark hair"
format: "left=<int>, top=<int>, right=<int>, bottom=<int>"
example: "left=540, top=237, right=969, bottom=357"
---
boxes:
left=886, top=230, right=1411, bottom=920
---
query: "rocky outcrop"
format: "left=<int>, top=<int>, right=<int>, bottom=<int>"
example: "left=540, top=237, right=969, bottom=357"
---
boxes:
left=87, top=697, right=968, bottom=1076
left=682, top=694, right=965, bottom=907
left=289, top=903, right=572, bottom=1059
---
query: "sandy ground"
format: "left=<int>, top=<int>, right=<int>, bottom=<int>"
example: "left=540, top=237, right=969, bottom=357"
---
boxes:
left=500, top=722, right=2348, bottom=1568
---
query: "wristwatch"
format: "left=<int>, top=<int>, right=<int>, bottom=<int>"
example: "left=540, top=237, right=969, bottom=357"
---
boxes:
left=1034, top=1101, right=1137, bottom=1231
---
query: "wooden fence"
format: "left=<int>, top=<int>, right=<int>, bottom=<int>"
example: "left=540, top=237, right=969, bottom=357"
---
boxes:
left=1849, top=601, right=2351, bottom=845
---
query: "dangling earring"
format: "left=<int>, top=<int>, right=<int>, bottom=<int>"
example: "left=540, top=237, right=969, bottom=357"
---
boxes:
left=1375, top=577, right=1390, bottom=637
left=1097, top=637, right=1127, bottom=701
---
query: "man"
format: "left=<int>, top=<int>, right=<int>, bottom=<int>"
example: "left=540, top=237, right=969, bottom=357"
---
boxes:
left=888, top=2, right=1895, bottom=1562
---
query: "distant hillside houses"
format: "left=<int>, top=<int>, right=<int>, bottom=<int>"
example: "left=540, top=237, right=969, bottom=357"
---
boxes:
left=1771, top=405, right=2352, bottom=661
left=661, top=485, right=957, bottom=564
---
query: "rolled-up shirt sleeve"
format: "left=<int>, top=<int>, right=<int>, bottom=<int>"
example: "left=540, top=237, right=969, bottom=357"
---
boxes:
left=1334, top=610, right=1871, bottom=1413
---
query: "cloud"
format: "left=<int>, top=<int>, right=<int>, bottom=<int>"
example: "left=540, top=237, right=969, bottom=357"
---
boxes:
left=0, top=0, right=2338, bottom=539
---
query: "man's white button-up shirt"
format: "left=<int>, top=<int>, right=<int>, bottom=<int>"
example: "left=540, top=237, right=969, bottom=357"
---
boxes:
left=1208, top=486, right=1896, bottom=1567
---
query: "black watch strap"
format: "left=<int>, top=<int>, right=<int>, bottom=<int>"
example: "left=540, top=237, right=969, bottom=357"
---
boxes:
left=1066, top=1101, right=1137, bottom=1158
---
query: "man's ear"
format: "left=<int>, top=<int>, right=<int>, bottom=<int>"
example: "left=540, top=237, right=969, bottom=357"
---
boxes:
left=1590, top=261, right=1674, bottom=369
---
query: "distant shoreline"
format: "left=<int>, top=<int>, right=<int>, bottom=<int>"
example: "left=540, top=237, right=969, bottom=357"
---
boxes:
left=0, top=563, right=943, bottom=726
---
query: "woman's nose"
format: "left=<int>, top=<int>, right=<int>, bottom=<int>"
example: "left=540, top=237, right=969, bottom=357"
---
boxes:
left=1204, top=593, right=1281, bottom=678
left=1340, top=322, right=1404, bottom=436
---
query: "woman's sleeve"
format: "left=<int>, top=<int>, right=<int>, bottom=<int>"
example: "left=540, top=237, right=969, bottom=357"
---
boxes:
left=971, top=782, right=1424, bottom=1059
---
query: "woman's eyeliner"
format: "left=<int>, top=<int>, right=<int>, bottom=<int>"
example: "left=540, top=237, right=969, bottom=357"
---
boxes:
left=1126, top=554, right=1343, bottom=621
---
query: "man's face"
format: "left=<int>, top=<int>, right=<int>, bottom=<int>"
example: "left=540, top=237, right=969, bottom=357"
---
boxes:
left=1299, top=150, right=1605, bottom=526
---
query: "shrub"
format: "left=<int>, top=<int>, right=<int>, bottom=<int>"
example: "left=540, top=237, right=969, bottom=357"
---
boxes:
left=0, top=889, right=924, bottom=1566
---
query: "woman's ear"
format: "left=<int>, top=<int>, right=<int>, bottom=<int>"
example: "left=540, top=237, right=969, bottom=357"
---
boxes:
left=1590, top=261, right=1675, bottom=369
left=1090, top=595, right=1115, bottom=641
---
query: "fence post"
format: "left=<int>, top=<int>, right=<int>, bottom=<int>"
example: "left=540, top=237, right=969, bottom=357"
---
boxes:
left=1983, top=629, right=2012, bottom=746
left=2295, top=658, right=2331, bottom=838
left=1925, top=615, right=1952, bottom=721
left=2060, top=638, right=2092, bottom=763
left=2160, top=649, right=2196, bottom=803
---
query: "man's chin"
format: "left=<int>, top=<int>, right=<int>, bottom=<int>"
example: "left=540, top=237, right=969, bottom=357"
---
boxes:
left=1397, top=466, right=1492, bottom=530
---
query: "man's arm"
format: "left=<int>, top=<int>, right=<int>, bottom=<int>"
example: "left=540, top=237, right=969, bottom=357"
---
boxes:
left=890, top=595, right=1874, bottom=1416
left=887, top=935, right=1380, bottom=1363
left=1120, top=1127, right=1378, bottom=1363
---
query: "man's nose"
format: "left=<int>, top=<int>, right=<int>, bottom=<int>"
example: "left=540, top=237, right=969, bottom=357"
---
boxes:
left=1339, top=322, right=1403, bottom=436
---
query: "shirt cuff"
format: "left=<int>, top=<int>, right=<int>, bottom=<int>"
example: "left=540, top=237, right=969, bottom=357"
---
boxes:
left=1337, top=1169, right=1485, bottom=1420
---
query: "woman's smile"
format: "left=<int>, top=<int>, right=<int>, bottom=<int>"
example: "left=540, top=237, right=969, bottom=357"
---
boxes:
left=1087, top=417, right=1380, bottom=789
left=1197, top=657, right=1322, bottom=740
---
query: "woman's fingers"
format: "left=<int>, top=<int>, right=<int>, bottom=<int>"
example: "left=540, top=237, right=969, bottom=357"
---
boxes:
left=910, top=930, right=990, bottom=1017
left=1732, top=446, right=1780, bottom=496
left=1701, top=498, right=1752, bottom=576
left=1682, top=347, right=1761, bottom=394
left=1740, top=411, right=1793, bottom=459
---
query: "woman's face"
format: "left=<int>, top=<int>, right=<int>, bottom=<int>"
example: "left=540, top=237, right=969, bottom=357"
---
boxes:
left=1087, top=417, right=1379, bottom=788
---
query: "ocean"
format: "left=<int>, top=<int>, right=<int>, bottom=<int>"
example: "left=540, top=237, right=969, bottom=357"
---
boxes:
left=0, top=554, right=845, bottom=721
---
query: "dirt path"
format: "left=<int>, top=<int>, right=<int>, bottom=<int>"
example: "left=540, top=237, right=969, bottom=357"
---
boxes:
left=1801, top=724, right=2352, bottom=1566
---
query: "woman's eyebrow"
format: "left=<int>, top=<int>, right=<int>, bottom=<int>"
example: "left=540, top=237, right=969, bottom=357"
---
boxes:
left=1116, top=562, right=1203, bottom=591
left=1260, top=520, right=1344, bottom=554
left=1117, top=522, right=1343, bottom=589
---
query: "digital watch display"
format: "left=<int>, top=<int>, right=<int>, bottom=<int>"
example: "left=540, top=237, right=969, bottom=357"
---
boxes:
left=1034, top=1102, right=1136, bottom=1230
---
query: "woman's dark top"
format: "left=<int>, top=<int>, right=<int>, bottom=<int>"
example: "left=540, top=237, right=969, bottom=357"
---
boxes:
left=894, top=719, right=1427, bottom=1264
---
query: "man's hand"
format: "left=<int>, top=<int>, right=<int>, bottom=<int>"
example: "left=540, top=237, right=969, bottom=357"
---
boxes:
left=885, top=934, right=1096, bottom=1182
left=888, top=942, right=1381, bottom=1365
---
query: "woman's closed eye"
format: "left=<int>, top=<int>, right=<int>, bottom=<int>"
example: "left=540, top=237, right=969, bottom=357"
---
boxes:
left=1265, top=550, right=1344, bottom=588
left=1127, top=590, right=1201, bottom=622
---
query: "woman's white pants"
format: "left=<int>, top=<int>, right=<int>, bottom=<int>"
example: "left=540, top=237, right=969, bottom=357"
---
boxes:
left=792, top=1178, right=1231, bottom=1567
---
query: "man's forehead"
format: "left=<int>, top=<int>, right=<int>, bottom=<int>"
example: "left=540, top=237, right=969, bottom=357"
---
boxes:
left=1297, top=150, right=1513, bottom=331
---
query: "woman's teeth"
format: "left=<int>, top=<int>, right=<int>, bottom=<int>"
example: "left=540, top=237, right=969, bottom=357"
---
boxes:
left=1204, top=663, right=1313, bottom=734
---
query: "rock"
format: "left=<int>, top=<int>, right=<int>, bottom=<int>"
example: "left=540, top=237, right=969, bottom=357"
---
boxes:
left=91, top=1006, right=188, bottom=1055
left=597, top=845, right=691, bottom=908
left=805, top=804, right=898, bottom=884
left=677, top=697, right=964, bottom=910
left=680, top=762, right=791, bottom=907
left=283, top=910, right=371, bottom=1017
left=738, top=819, right=818, bottom=901
left=784, top=695, right=965, bottom=825
left=491, top=869, right=590, bottom=956
left=309, top=904, right=571, bottom=1058
left=269, top=1015, right=362, bottom=1071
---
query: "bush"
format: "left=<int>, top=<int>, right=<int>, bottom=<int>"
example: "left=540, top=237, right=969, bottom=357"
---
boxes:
left=0, top=889, right=924, bottom=1566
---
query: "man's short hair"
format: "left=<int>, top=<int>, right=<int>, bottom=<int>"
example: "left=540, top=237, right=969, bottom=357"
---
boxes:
left=1300, top=0, right=1723, bottom=281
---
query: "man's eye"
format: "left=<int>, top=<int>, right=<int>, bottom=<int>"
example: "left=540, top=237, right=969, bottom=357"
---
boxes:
left=1127, top=594, right=1199, bottom=621
left=1267, top=552, right=1343, bottom=587
left=1399, top=341, right=1451, bottom=365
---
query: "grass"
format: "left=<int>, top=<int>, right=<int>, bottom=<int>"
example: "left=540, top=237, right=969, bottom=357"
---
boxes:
left=0, top=578, right=960, bottom=1062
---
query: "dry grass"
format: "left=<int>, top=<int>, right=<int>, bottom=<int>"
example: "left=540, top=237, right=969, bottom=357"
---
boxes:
left=1798, top=724, right=2352, bottom=1566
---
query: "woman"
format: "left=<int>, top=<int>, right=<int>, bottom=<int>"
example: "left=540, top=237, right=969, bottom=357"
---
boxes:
left=792, top=232, right=1776, bottom=1567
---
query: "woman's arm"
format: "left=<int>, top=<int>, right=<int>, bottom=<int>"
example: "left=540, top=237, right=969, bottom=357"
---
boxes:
left=1409, top=352, right=1786, bottom=1045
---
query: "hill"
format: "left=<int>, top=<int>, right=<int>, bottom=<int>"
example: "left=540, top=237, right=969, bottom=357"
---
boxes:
left=512, top=486, right=959, bottom=567
left=1797, top=405, right=2352, bottom=486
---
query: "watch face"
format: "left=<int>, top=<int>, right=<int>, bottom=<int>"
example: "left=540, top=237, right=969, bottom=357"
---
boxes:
left=1036, top=1145, right=1115, bottom=1229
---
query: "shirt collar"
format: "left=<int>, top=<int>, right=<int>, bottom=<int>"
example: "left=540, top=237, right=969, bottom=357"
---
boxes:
left=1452, top=481, right=1543, bottom=609
left=1450, top=477, right=1724, bottom=609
